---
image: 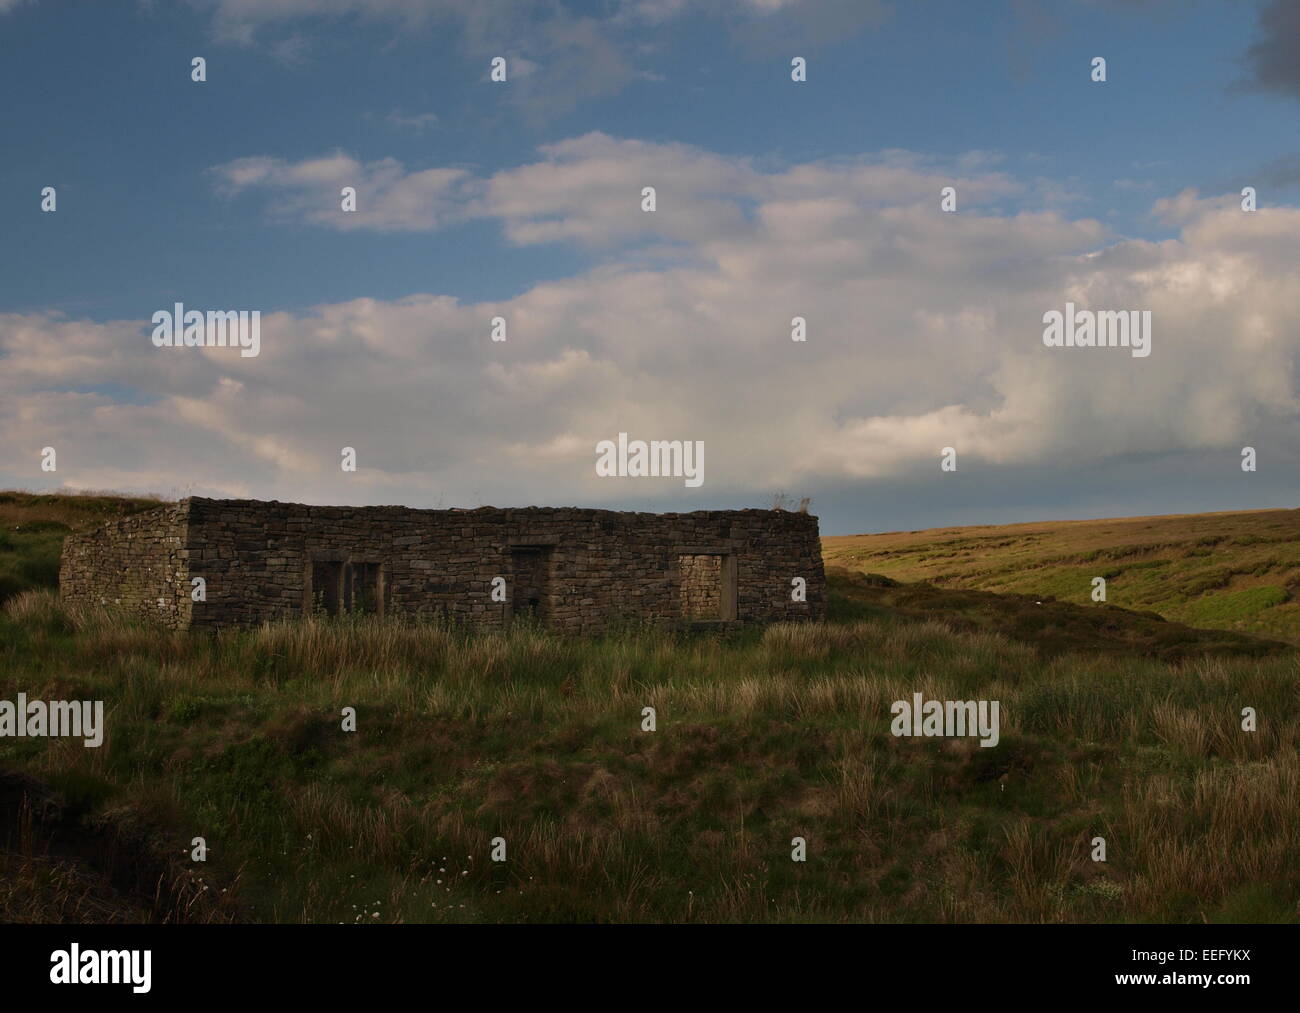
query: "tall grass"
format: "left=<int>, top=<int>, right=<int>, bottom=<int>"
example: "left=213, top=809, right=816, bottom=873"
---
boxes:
left=2, top=589, right=1297, bottom=923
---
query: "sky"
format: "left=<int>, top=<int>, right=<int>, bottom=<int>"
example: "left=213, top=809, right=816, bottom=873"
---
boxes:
left=1, top=0, right=1297, bottom=535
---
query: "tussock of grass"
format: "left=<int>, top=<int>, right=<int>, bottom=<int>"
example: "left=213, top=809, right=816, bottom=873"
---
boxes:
left=2, top=591, right=1297, bottom=924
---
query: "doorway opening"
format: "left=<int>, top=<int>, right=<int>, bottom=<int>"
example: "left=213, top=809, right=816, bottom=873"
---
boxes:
left=509, top=546, right=553, bottom=622
left=679, top=553, right=737, bottom=621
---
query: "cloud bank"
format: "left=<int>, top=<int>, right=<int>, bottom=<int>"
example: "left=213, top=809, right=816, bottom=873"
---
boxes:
left=3, top=136, right=1297, bottom=526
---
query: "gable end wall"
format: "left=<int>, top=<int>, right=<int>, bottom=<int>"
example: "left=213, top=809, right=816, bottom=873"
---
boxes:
left=58, top=501, right=193, bottom=629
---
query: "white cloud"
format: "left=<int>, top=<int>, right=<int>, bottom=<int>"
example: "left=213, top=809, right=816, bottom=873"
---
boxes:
left=211, top=152, right=479, bottom=231
left=4, top=139, right=1298, bottom=512
left=213, top=132, right=1027, bottom=246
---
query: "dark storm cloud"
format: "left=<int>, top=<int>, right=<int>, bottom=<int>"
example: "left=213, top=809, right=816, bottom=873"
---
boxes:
left=1243, top=0, right=1300, bottom=97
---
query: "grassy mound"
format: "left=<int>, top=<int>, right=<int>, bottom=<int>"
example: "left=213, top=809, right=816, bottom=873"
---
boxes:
left=827, top=567, right=1292, bottom=662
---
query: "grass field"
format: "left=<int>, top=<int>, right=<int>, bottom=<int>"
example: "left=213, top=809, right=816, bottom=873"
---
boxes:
left=1, top=492, right=1297, bottom=923
left=0, top=491, right=163, bottom=605
left=824, top=509, right=1300, bottom=643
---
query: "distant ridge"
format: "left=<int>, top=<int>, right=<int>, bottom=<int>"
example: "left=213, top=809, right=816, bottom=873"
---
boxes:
left=824, top=508, right=1300, bottom=643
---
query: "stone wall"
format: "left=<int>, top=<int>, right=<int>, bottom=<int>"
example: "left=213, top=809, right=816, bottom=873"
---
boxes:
left=679, top=554, right=724, bottom=619
left=59, top=501, right=192, bottom=629
left=62, top=497, right=826, bottom=633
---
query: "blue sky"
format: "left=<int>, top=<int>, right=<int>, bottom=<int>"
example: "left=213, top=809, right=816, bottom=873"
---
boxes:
left=1, top=0, right=1297, bottom=533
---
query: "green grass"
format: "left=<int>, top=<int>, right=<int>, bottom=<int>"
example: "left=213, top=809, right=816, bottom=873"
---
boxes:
left=2, top=590, right=1297, bottom=924
left=0, top=522, right=68, bottom=603
left=1174, top=585, right=1290, bottom=626
left=826, top=567, right=1291, bottom=662
left=0, top=490, right=164, bottom=605
left=1, top=491, right=1296, bottom=923
left=824, top=509, right=1300, bottom=643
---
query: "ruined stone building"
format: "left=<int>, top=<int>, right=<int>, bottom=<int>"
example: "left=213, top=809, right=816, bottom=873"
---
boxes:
left=59, top=498, right=826, bottom=633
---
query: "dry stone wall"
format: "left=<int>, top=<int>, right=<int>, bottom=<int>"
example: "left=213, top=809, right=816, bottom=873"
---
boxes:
left=62, top=497, right=826, bottom=634
left=58, top=502, right=192, bottom=629
left=679, top=553, right=724, bottom=618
